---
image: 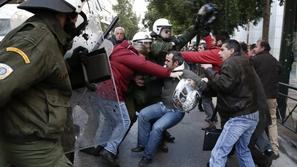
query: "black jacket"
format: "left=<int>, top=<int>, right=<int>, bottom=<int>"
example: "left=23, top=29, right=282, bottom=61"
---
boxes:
left=251, top=51, right=281, bottom=98
left=205, top=55, right=258, bottom=118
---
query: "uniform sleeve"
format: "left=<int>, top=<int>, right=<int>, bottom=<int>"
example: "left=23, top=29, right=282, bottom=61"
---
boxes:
left=181, top=49, right=222, bottom=66
left=151, top=40, right=173, bottom=57
left=118, top=54, right=171, bottom=78
left=173, top=25, right=198, bottom=50
left=0, top=40, right=49, bottom=106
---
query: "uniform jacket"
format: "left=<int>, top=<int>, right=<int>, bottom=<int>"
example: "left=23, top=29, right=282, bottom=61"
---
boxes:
left=250, top=51, right=281, bottom=98
left=0, top=14, right=72, bottom=140
left=205, top=55, right=258, bottom=118
left=150, top=25, right=199, bottom=65
left=96, top=40, right=171, bottom=101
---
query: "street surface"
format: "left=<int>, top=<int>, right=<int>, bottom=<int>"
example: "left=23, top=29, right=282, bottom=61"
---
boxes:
left=71, top=93, right=297, bottom=167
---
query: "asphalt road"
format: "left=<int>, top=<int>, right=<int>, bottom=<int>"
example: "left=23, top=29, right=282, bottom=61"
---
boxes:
left=70, top=94, right=297, bottom=167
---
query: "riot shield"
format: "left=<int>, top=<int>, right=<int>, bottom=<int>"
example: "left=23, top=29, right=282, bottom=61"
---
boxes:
left=61, top=2, right=121, bottom=166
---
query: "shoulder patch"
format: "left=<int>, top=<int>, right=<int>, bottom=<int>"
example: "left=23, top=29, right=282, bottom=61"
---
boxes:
left=0, top=63, right=13, bottom=80
left=6, top=47, right=31, bottom=64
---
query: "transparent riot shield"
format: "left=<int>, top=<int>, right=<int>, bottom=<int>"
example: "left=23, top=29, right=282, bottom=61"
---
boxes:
left=61, top=2, right=121, bottom=166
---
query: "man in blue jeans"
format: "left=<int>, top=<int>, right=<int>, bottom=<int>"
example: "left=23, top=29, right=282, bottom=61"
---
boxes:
left=201, top=40, right=259, bottom=167
left=132, top=51, right=207, bottom=167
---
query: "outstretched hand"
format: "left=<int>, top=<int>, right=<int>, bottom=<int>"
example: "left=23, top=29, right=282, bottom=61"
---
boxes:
left=170, top=71, right=183, bottom=80
left=67, top=46, right=89, bottom=67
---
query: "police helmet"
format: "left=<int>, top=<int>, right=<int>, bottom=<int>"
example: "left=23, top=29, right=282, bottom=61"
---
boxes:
left=152, top=18, right=172, bottom=36
left=18, top=0, right=84, bottom=14
left=172, top=78, right=200, bottom=113
left=132, top=32, right=152, bottom=44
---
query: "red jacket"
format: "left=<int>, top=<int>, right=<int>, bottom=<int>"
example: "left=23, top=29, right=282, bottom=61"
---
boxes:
left=181, top=48, right=222, bottom=72
left=96, top=40, right=170, bottom=101
left=181, top=35, right=222, bottom=72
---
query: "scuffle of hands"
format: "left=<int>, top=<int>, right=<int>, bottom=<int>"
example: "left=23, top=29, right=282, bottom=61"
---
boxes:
left=201, top=64, right=213, bottom=69
left=134, top=75, right=145, bottom=87
left=170, top=71, right=183, bottom=80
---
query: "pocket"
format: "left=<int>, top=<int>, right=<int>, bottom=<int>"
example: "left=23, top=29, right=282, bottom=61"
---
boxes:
left=46, top=93, right=70, bottom=134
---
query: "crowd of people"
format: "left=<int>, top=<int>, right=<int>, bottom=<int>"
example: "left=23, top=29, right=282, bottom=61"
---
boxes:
left=0, top=1, right=282, bottom=167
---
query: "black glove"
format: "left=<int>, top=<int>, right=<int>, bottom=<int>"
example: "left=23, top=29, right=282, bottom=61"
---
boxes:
left=200, top=26, right=211, bottom=38
left=67, top=46, right=89, bottom=67
left=195, top=3, right=218, bottom=27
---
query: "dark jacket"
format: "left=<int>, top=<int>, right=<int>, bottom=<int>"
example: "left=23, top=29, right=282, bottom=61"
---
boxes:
left=250, top=51, right=281, bottom=98
left=205, top=55, right=258, bottom=118
left=0, top=14, right=72, bottom=140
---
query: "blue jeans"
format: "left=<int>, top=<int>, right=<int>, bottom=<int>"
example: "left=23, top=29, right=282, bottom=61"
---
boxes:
left=209, top=112, right=259, bottom=167
left=92, top=96, right=131, bottom=155
left=137, top=102, right=185, bottom=159
left=202, top=96, right=217, bottom=122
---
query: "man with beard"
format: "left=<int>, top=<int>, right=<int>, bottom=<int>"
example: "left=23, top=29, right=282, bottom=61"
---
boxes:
left=0, top=0, right=87, bottom=166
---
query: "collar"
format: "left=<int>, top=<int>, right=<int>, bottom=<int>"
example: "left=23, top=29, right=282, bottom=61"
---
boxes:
left=29, top=13, right=71, bottom=47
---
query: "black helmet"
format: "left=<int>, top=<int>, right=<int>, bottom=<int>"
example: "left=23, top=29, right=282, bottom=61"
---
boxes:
left=18, top=0, right=84, bottom=14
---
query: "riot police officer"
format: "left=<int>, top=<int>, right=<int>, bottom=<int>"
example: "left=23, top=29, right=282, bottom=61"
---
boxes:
left=0, top=0, right=87, bottom=166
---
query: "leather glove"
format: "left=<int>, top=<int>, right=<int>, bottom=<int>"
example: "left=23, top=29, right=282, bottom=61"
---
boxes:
left=195, top=3, right=218, bottom=27
left=67, top=46, right=89, bottom=67
left=170, top=71, right=183, bottom=80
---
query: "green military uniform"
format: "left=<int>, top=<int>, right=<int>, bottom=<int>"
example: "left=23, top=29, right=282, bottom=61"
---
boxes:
left=0, top=13, right=72, bottom=167
left=150, top=25, right=199, bottom=64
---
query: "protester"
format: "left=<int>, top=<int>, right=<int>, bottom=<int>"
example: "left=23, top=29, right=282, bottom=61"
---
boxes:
left=202, top=39, right=259, bottom=167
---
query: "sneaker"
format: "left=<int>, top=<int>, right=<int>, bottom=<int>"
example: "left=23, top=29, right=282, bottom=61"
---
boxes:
left=131, top=146, right=145, bottom=152
left=80, top=145, right=103, bottom=156
left=138, top=157, right=152, bottom=167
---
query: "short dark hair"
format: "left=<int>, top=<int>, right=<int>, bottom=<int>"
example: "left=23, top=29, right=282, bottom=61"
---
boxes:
left=249, top=43, right=256, bottom=50
left=223, top=39, right=242, bottom=56
left=240, top=42, right=248, bottom=53
left=258, top=40, right=271, bottom=51
left=169, top=51, right=184, bottom=65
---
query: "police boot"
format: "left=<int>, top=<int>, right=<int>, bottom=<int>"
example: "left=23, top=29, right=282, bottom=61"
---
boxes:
left=80, top=145, right=103, bottom=156
left=100, top=148, right=120, bottom=167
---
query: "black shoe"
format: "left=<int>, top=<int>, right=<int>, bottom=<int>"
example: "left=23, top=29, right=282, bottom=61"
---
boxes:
left=138, top=157, right=152, bottom=167
left=100, top=149, right=119, bottom=166
left=131, top=146, right=145, bottom=152
left=164, top=130, right=175, bottom=143
left=80, top=145, right=103, bottom=156
left=159, top=143, right=168, bottom=153
left=264, top=149, right=274, bottom=157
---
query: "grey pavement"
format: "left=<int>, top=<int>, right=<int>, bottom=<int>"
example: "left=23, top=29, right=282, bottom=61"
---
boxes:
left=73, top=104, right=297, bottom=167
